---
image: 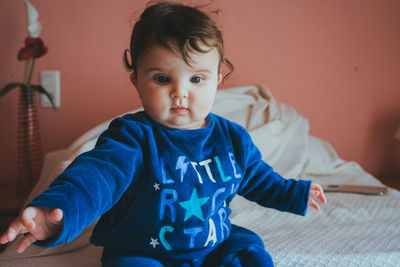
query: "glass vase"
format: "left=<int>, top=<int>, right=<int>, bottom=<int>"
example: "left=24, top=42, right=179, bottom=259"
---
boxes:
left=16, top=86, right=43, bottom=196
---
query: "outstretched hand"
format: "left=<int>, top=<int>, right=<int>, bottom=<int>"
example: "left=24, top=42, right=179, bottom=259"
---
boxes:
left=308, top=183, right=327, bottom=211
left=0, top=206, right=63, bottom=253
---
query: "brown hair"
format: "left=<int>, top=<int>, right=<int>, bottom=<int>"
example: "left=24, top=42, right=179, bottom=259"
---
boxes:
left=124, top=1, right=233, bottom=81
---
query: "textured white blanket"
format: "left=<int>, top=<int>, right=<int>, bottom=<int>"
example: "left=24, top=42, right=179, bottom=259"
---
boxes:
left=1, top=85, right=399, bottom=266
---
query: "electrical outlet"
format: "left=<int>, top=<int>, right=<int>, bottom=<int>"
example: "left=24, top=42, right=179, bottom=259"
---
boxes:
left=40, top=71, right=60, bottom=108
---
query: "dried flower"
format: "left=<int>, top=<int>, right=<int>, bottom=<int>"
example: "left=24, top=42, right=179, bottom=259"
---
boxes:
left=17, top=37, right=48, bottom=61
left=0, top=0, right=55, bottom=109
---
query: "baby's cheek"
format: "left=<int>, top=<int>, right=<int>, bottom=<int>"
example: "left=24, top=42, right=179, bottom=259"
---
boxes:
left=196, top=93, right=215, bottom=110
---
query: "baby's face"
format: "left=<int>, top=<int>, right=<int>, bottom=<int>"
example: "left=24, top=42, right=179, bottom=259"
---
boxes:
left=132, top=43, right=222, bottom=129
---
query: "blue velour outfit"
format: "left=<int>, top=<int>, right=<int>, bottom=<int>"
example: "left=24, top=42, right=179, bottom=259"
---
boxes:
left=30, top=111, right=311, bottom=266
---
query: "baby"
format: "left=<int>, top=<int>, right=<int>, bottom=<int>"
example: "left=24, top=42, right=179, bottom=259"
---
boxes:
left=0, top=2, right=326, bottom=266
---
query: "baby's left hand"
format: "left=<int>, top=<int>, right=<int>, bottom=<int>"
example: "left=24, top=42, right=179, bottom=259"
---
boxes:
left=308, top=183, right=327, bottom=211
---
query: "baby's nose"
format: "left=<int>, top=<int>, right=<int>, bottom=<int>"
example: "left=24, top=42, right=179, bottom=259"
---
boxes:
left=171, top=83, right=188, bottom=98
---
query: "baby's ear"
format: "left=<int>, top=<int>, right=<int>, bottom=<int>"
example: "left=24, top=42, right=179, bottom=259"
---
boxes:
left=130, top=72, right=137, bottom=86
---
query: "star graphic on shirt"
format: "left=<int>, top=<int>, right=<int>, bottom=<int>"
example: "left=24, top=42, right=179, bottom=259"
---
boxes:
left=150, top=237, right=159, bottom=248
left=153, top=182, right=160, bottom=191
left=179, top=188, right=209, bottom=222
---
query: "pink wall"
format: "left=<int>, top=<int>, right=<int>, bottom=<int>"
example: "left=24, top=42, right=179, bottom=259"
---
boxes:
left=1, top=0, right=399, bottom=184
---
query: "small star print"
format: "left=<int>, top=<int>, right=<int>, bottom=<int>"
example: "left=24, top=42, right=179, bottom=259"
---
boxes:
left=153, top=182, right=160, bottom=191
left=150, top=237, right=159, bottom=248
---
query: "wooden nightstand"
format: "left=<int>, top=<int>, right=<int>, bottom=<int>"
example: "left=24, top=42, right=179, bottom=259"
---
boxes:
left=0, top=182, right=27, bottom=253
left=378, top=175, right=400, bottom=191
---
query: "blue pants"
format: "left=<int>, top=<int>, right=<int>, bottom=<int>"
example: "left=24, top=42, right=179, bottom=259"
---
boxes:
left=102, top=225, right=274, bottom=267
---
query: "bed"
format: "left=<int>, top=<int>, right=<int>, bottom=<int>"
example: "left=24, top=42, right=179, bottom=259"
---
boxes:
left=1, top=84, right=399, bottom=266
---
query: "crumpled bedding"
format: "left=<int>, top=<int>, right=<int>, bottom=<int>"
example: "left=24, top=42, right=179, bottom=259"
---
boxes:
left=1, top=84, right=399, bottom=267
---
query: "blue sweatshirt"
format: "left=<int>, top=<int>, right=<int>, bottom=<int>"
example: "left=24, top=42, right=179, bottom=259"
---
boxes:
left=31, top=111, right=311, bottom=260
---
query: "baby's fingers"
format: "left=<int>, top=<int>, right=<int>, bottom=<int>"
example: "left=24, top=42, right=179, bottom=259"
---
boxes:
left=311, top=183, right=327, bottom=205
left=314, top=185, right=327, bottom=204
left=309, top=198, right=321, bottom=211
left=0, top=227, right=17, bottom=244
left=310, top=189, right=320, bottom=198
left=0, top=217, right=29, bottom=244
left=16, top=233, right=37, bottom=253
left=48, top=208, right=63, bottom=225
left=318, top=189, right=327, bottom=205
left=22, top=207, right=38, bottom=231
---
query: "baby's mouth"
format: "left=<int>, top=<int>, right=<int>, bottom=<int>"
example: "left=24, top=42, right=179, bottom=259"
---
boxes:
left=171, top=106, right=189, bottom=115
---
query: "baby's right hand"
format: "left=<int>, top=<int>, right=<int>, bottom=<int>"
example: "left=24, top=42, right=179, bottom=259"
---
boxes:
left=0, top=206, right=63, bottom=253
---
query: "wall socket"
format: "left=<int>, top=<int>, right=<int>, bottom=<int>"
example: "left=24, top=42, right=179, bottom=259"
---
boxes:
left=40, top=70, right=60, bottom=108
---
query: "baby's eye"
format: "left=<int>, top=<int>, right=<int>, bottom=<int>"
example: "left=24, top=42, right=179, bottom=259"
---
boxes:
left=190, top=76, right=203, bottom=84
left=155, top=75, right=170, bottom=84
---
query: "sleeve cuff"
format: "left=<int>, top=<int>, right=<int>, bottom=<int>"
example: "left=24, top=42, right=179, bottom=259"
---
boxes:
left=296, top=179, right=312, bottom=216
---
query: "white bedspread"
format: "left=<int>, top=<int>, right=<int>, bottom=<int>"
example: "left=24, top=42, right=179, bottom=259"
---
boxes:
left=1, top=85, right=399, bottom=266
